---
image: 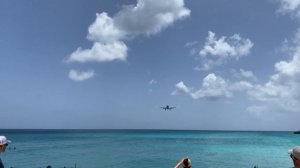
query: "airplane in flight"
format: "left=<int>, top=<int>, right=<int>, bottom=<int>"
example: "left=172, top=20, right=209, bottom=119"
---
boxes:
left=160, top=105, right=176, bottom=110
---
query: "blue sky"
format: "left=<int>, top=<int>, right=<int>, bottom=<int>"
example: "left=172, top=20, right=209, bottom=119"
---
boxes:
left=1, top=0, right=300, bottom=130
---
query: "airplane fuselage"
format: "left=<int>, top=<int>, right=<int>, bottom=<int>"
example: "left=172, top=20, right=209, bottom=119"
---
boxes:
left=161, top=105, right=175, bottom=110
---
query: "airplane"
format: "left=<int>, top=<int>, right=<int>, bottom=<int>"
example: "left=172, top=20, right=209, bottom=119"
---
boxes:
left=160, top=105, right=176, bottom=110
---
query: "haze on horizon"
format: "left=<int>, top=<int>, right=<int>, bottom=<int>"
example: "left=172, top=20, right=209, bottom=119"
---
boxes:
left=1, top=0, right=300, bottom=131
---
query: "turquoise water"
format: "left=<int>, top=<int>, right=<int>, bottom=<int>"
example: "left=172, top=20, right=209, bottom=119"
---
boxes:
left=0, top=130, right=299, bottom=168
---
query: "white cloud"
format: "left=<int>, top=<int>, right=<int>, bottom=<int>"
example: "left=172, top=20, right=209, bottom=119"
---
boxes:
left=232, top=69, right=257, bottom=81
left=87, top=12, right=125, bottom=43
left=278, top=0, right=300, bottom=17
left=239, top=69, right=257, bottom=81
left=230, top=81, right=254, bottom=92
left=279, top=0, right=300, bottom=11
left=241, top=28, right=300, bottom=113
left=175, top=81, right=190, bottom=93
left=274, top=56, right=300, bottom=77
left=67, top=0, right=190, bottom=64
left=173, top=73, right=232, bottom=100
left=198, top=31, right=253, bottom=70
left=191, top=73, right=232, bottom=100
left=246, top=56, right=300, bottom=112
left=68, top=41, right=127, bottom=63
left=114, top=0, right=190, bottom=36
left=176, top=29, right=300, bottom=113
left=173, top=69, right=257, bottom=100
left=176, top=55, right=300, bottom=111
left=239, top=32, right=300, bottom=113
left=177, top=56, right=300, bottom=111
left=172, top=81, right=189, bottom=95
left=69, top=69, right=95, bottom=81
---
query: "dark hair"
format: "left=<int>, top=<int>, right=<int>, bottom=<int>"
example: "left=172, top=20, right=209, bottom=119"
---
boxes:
left=183, top=158, right=190, bottom=168
left=0, top=144, right=8, bottom=147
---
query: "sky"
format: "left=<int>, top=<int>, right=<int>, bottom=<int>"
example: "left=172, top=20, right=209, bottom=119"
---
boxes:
left=1, top=0, right=300, bottom=130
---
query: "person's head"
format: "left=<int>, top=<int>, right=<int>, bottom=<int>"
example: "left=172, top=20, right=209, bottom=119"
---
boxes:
left=182, top=158, right=192, bottom=168
left=289, top=146, right=300, bottom=167
left=0, top=136, right=11, bottom=153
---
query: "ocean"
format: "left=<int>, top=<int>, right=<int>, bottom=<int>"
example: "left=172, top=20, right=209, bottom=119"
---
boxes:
left=0, top=130, right=299, bottom=168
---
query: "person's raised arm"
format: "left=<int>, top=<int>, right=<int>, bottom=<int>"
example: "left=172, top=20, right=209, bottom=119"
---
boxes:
left=174, top=158, right=183, bottom=168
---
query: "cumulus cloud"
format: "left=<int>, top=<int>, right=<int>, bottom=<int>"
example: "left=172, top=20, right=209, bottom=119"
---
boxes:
left=173, top=73, right=256, bottom=101
left=69, top=69, right=95, bottom=81
left=175, top=56, right=300, bottom=112
left=67, top=0, right=190, bottom=64
left=175, top=28, right=300, bottom=113
left=173, top=2, right=300, bottom=113
left=192, top=74, right=232, bottom=100
left=278, top=0, right=300, bottom=17
left=114, top=0, right=190, bottom=36
left=241, top=4, right=300, bottom=113
left=240, top=69, right=257, bottom=80
left=172, top=81, right=190, bottom=95
left=239, top=28, right=300, bottom=113
left=246, top=50, right=300, bottom=112
left=198, top=31, right=253, bottom=70
left=229, top=81, right=254, bottom=92
left=87, top=12, right=125, bottom=43
left=175, top=81, right=190, bottom=93
left=232, top=69, right=257, bottom=81
left=68, top=42, right=127, bottom=63
left=173, top=73, right=232, bottom=100
left=267, top=4, right=300, bottom=111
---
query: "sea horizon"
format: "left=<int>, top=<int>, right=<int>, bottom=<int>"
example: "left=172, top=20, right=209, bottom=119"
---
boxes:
left=0, top=128, right=296, bottom=132
left=1, top=129, right=299, bottom=167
